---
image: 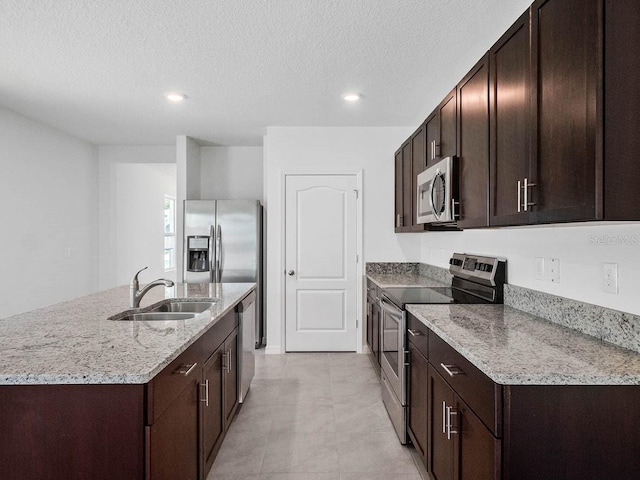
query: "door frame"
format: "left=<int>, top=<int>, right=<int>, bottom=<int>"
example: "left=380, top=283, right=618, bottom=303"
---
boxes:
left=280, top=170, right=364, bottom=353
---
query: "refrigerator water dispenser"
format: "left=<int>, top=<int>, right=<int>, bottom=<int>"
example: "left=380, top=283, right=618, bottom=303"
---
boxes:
left=186, top=236, right=210, bottom=272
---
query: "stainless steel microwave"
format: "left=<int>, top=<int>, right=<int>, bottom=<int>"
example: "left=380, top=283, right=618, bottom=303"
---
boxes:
left=416, top=156, right=457, bottom=224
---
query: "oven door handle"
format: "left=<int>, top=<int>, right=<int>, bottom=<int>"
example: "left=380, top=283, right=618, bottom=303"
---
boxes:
left=380, top=295, right=403, bottom=318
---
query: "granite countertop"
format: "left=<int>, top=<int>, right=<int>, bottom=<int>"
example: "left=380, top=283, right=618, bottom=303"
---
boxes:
left=407, top=303, right=640, bottom=386
left=0, top=282, right=255, bottom=385
left=367, top=272, right=447, bottom=289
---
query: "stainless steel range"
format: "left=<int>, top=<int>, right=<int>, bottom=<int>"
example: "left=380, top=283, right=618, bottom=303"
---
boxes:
left=379, top=253, right=506, bottom=444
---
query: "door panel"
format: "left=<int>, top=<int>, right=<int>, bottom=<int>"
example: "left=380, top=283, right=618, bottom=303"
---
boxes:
left=285, top=174, right=358, bottom=351
left=216, top=200, right=260, bottom=283
left=532, top=0, right=599, bottom=222
left=429, top=366, right=455, bottom=480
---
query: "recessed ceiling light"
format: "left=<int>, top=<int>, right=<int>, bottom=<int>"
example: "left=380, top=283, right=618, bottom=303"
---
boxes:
left=166, top=92, right=186, bottom=103
left=343, top=93, right=361, bottom=102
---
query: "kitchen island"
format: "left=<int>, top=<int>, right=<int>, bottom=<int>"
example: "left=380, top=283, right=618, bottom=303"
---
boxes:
left=0, top=282, right=255, bottom=480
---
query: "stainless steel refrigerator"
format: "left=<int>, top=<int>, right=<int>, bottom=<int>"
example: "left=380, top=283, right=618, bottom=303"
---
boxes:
left=183, top=199, right=264, bottom=348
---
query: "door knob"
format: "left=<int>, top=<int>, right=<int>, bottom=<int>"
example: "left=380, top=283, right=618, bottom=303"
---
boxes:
left=287, top=270, right=295, bottom=276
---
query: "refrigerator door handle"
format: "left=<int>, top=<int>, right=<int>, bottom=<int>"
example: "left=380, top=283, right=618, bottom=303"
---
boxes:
left=215, top=224, right=222, bottom=283
left=209, top=225, right=216, bottom=283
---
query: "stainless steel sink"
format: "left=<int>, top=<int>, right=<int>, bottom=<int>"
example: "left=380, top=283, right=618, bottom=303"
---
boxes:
left=115, top=312, right=196, bottom=321
left=150, top=301, right=215, bottom=314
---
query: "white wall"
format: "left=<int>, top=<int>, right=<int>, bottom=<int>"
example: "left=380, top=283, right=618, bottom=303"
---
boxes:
left=419, top=222, right=640, bottom=315
left=200, top=146, right=263, bottom=201
left=0, top=107, right=98, bottom=318
left=263, top=126, right=421, bottom=352
left=98, top=146, right=176, bottom=289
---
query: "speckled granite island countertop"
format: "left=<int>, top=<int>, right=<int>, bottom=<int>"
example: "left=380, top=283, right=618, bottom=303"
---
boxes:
left=0, top=282, right=255, bottom=385
left=407, top=303, right=640, bottom=386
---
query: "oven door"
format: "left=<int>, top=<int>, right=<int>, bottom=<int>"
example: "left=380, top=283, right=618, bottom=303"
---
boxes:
left=379, top=294, right=406, bottom=405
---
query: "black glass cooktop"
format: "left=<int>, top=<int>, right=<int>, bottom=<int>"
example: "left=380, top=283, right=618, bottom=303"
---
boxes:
left=381, top=285, right=493, bottom=309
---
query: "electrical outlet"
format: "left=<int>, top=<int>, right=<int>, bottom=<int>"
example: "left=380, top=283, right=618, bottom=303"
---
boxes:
left=548, top=258, right=560, bottom=283
left=603, top=263, right=618, bottom=294
left=535, top=257, right=545, bottom=280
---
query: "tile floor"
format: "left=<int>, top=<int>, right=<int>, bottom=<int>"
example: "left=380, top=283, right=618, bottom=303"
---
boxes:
left=208, top=351, right=426, bottom=480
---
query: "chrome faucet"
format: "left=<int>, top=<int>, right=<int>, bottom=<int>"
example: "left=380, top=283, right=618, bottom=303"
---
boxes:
left=130, top=266, right=175, bottom=308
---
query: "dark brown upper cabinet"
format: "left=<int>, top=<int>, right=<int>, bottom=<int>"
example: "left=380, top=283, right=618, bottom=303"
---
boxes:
left=530, top=0, right=601, bottom=224
left=426, top=89, right=458, bottom=168
left=395, top=125, right=433, bottom=232
left=489, top=11, right=533, bottom=227
left=603, top=0, right=640, bottom=220
left=457, top=54, right=490, bottom=229
left=394, top=140, right=414, bottom=231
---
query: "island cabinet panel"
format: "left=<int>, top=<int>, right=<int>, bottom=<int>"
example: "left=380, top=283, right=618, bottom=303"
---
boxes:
left=530, top=0, right=601, bottom=223
left=489, top=11, right=532, bottom=226
left=223, top=327, right=239, bottom=430
left=502, top=385, right=640, bottom=480
left=0, top=384, right=145, bottom=480
left=146, top=380, right=199, bottom=480
left=201, top=343, right=225, bottom=475
left=456, top=54, right=490, bottom=228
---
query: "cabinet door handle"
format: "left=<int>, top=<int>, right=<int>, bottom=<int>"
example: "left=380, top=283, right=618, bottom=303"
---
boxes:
left=227, top=348, right=232, bottom=373
left=442, top=401, right=447, bottom=434
left=517, top=180, right=522, bottom=213
left=396, top=214, right=403, bottom=228
left=440, top=363, right=464, bottom=377
left=524, top=177, right=536, bottom=211
left=445, top=405, right=459, bottom=440
left=200, top=380, right=209, bottom=406
left=408, top=329, right=424, bottom=337
left=173, top=363, right=198, bottom=376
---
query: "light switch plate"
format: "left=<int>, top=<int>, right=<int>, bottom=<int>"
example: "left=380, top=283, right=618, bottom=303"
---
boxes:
left=603, top=263, right=618, bottom=294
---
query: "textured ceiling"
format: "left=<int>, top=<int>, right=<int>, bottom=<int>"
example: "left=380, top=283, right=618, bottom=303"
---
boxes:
left=0, top=0, right=532, bottom=146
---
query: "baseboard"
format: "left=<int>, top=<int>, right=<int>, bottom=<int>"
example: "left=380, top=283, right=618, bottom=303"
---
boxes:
left=264, top=345, right=284, bottom=355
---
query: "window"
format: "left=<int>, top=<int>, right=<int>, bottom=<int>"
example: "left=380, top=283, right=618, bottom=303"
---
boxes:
left=164, top=196, right=176, bottom=270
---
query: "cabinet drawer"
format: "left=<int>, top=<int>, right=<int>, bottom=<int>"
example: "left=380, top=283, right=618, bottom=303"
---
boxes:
left=366, top=278, right=379, bottom=300
left=429, top=331, right=502, bottom=436
left=146, top=342, right=201, bottom=425
left=407, top=313, right=428, bottom=358
left=199, top=309, right=237, bottom=361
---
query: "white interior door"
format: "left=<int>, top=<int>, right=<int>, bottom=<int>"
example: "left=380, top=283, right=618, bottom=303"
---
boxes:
left=285, top=174, right=358, bottom=351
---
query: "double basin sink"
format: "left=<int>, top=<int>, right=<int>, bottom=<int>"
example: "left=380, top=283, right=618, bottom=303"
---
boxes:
left=111, top=300, right=217, bottom=321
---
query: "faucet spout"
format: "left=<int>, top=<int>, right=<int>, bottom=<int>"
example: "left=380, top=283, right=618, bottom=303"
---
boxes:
left=130, top=267, right=175, bottom=308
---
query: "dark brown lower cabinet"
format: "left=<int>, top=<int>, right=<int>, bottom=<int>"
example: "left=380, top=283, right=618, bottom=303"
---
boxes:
left=413, top=326, right=640, bottom=480
left=148, top=379, right=200, bottom=480
left=0, top=301, right=246, bottom=480
left=223, top=328, right=239, bottom=429
left=201, top=343, right=225, bottom=475
left=429, top=365, right=455, bottom=480
left=407, top=342, right=429, bottom=462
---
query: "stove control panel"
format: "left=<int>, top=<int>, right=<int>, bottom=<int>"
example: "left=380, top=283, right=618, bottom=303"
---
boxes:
left=449, top=253, right=506, bottom=286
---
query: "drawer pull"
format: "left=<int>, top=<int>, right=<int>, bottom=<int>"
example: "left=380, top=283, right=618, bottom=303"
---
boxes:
left=173, top=362, right=198, bottom=376
left=408, top=329, right=424, bottom=337
left=440, top=363, right=464, bottom=377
